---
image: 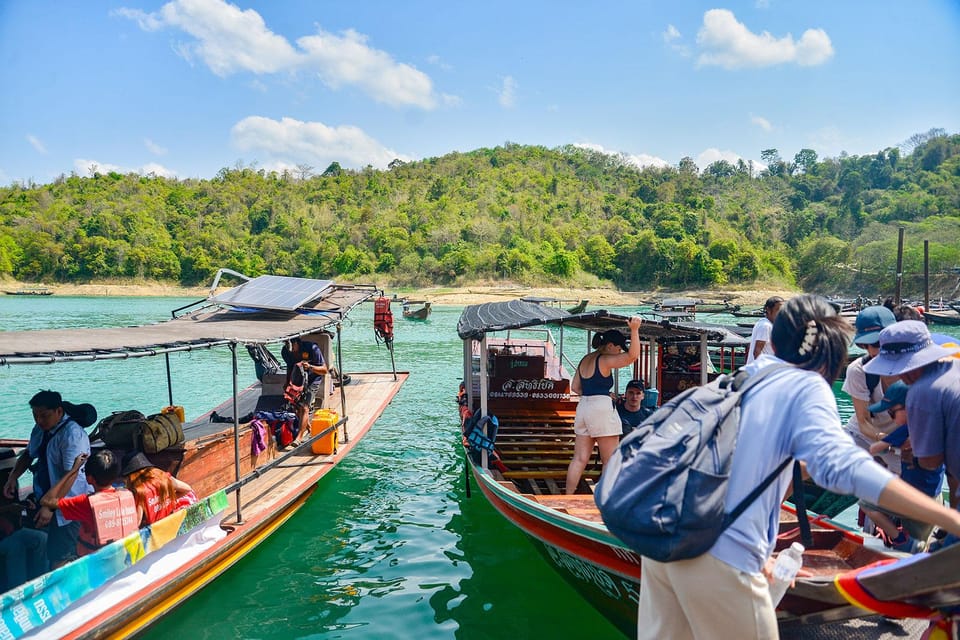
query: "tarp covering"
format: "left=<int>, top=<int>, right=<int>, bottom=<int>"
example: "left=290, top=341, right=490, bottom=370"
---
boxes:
left=0, top=284, right=376, bottom=365
left=457, top=300, right=722, bottom=343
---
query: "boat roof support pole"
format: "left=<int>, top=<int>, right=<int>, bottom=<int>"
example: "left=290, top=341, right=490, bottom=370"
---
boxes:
left=462, top=340, right=473, bottom=410
left=700, top=333, right=709, bottom=386
left=337, top=322, right=349, bottom=444
left=647, top=339, right=657, bottom=392
left=164, top=353, right=174, bottom=407
left=479, top=335, right=489, bottom=470
left=230, top=342, right=243, bottom=524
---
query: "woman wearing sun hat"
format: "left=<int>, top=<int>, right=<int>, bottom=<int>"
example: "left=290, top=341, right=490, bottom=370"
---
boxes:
left=121, top=452, right=196, bottom=526
left=841, top=305, right=900, bottom=473
left=863, top=320, right=960, bottom=513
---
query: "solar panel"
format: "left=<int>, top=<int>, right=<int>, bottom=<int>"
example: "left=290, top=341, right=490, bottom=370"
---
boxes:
left=209, top=275, right=334, bottom=311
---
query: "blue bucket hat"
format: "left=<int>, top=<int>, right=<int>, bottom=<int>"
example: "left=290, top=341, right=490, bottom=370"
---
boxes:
left=853, top=305, right=896, bottom=346
left=862, top=320, right=960, bottom=376
left=867, top=380, right=909, bottom=414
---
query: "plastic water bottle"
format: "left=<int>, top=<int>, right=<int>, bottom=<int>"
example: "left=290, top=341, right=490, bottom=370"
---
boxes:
left=768, top=542, right=805, bottom=606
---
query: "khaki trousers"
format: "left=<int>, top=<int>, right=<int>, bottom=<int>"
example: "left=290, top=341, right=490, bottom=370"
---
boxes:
left=637, top=552, right=779, bottom=640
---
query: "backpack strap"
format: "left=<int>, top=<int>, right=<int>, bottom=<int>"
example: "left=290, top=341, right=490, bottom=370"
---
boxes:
left=722, top=456, right=793, bottom=529
left=860, top=354, right=880, bottom=398
left=791, top=460, right=814, bottom=547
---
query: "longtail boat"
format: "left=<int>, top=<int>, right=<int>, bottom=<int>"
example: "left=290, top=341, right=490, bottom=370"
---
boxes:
left=0, top=271, right=407, bottom=638
left=401, top=299, right=432, bottom=320
left=453, top=300, right=958, bottom=636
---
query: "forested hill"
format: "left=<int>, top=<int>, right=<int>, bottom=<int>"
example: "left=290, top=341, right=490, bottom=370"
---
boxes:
left=1, top=129, right=958, bottom=295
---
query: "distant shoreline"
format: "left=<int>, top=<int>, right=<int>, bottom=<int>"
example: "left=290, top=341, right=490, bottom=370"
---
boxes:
left=2, top=279, right=800, bottom=308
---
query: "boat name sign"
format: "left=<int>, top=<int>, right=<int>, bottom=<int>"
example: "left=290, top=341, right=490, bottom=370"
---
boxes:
left=490, top=378, right=569, bottom=400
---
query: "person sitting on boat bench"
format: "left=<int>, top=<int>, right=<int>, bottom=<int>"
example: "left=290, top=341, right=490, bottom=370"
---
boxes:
left=121, top=452, right=195, bottom=526
left=39, top=450, right=137, bottom=558
left=3, top=390, right=92, bottom=569
left=616, top=379, right=653, bottom=440
left=282, top=336, right=329, bottom=445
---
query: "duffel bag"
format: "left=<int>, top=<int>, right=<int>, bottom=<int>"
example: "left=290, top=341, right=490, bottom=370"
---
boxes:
left=91, top=410, right=147, bottom=449
left=141, top=412, right=185, bottom=454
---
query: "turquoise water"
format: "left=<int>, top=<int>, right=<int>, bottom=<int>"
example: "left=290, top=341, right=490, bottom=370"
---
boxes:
left=1, top=298, right=957, bottom=639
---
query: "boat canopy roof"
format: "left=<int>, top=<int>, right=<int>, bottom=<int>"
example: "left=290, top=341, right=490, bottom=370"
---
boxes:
left=457, top=300, right=723, bottom=343
left=0, top=279, right=379, bottom=365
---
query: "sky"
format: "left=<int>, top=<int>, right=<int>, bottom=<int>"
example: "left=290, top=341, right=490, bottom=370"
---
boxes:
left=1, top=0, right=959, bottom=185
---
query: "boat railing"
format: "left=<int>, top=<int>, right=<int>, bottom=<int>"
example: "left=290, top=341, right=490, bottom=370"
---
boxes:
left=220, top=415, right=347, bottom=521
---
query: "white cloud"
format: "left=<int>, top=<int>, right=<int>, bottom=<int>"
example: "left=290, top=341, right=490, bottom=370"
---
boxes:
left=498, top=76, right=517, bottom=108
left=696, top=9, right=834, bottom=69
left=426, top=54, right=452, bottom=71
left=696, top=148, right=741, bottom=167
left=145, top=138, right=168, bottom=155
left=574, top=143, right=670, bottom=169
left=74, top=158, right=177, bottom=178
left=116, top=0, right=437, bottom=108
left=663, top=24, right=690, bottom=57
left=27, top=135, right=47, bottom=154
left=750, top=114, right=773, bottom=132
left=231, top=115, right=410, bottom=170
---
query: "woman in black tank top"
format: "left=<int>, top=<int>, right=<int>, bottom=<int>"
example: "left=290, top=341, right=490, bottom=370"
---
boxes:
left=565, top=316, right=643, bottom=495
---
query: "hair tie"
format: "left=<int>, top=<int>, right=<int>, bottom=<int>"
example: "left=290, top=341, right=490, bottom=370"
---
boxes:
left=797, top=320, right=818, bottom=356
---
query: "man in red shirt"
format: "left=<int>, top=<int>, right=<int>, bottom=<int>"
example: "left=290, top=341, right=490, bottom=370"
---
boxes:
left=39, top=450, right=137, bottom=560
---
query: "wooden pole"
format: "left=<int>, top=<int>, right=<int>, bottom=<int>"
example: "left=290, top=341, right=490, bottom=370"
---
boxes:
left=924, top=240, right=930, bottom=313
left=894, top=227, right=905, bottom=305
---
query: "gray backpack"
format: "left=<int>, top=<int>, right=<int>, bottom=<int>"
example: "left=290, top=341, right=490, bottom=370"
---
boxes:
left=594, top=365, right=792, bottom=562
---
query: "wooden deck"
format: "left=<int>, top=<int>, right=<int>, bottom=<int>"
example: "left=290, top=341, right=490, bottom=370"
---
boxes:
left=216, top=370, right=408, bottom=525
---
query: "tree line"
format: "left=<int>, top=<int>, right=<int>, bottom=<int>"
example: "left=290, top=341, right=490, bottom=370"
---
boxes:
left=0, top=128, right=958, bottom=295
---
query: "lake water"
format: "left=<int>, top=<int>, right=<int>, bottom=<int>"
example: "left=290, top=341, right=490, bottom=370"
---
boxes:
left=1, top=297, right=957, bottom=639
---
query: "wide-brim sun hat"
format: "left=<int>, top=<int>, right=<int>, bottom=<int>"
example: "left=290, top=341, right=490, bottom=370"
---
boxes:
left=853, top=305, right=896, bottom=345
left=862, top=320, right=960, bottom=376
left=121, top=451, right=156, bottom=476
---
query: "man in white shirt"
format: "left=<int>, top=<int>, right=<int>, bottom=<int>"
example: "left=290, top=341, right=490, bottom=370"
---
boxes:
left=746, top=296, right=784, bottom=364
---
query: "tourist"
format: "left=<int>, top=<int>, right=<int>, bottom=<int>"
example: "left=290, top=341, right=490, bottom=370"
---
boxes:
left=2, top=390, right=91, bottom=569
left=841, top=305, right=900, bottom=472
left=121, top=452, right=196, bottom=526
left=0, top=451, right=47, bottom=590
left=616, top=379, right=653, bottom=439
left=636, top=295, right=960, bottom=640
left=39, top=450, right=137, bottom=558
left=863, top=320, right=960, bottom=515
left=282, top=336, right=328, bottom=445
left=565, top=317, right=642, bottom=494
left=745, top=296, right=784, bottom=364
left=863, top=381, right=944, bottom=551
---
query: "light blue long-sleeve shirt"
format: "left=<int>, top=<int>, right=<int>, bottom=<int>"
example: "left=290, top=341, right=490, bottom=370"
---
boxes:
left=710, top=354, right=894, bottom=574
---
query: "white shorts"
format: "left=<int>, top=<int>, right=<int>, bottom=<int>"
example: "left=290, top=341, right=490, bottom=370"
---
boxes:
left=574, top=395, right=621, bottom=437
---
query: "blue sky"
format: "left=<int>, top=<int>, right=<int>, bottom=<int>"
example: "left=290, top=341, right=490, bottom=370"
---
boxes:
left=2, top=1, right=958, bottom=184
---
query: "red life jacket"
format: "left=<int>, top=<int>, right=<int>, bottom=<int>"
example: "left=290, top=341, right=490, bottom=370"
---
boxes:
left=374, top=297, right=394, bottom=344
left=81, top=489, right=138, bottom=551
left=142, top=481, right=179, bottom=524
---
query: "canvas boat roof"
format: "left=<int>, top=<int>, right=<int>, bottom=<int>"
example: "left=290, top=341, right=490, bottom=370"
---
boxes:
left=0, top=279, right=378, bottom=365
left=457, top=300, right=724, bottom=343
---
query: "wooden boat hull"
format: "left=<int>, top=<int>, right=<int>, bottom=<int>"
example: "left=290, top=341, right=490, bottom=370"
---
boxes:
left=925, top=310, right=960, bottom=325
left=470, top=464, right=640, bottom=636
left=402, top=307, right=431, bottom=320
